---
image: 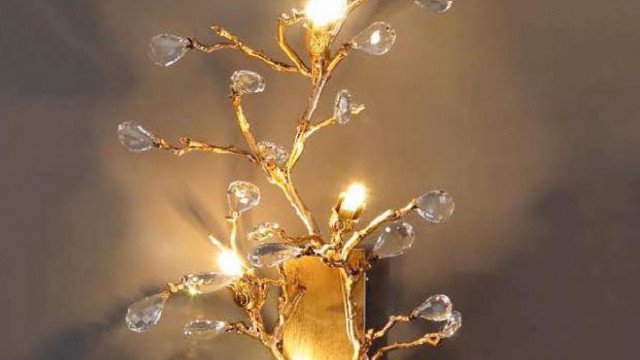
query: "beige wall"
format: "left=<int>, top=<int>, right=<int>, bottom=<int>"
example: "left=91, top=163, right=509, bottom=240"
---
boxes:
left=1, top=0, right=639, bottom=359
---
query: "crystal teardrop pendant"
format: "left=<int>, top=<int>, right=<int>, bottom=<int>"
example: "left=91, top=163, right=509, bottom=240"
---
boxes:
left=231, top=70, right=266, bottom=94
left=117, top=121, right=155, bottom=153
left=412, top=294, right=453, bottom=322
left=352, top=22, right=397, bottom=56
left=248, top=243, right=302, bottom=267
left=148, top=34, right=191, bottom=67
left=414, top=0, right=454, bottom=13
left=125, top=293, right=167, bottom=333
left=227, top=181, right=261, bottom=213
left=440, top=311, right=462, bottom=338
left=416, top=190, right=455, bottom=224
left=247, top=222, right=281, bottom=242
left=334, top=90, right=352, bottom=124
left=184, top=319, right=230, bottom=336
left=182, top=272, right=238, bottom=293
left=373, top=222, right=415, bottom=259
left=258, top=141, right=288, bottom=166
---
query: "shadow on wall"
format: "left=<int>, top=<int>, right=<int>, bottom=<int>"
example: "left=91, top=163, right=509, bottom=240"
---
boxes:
left=391, top=169, right=640, bottom=360
left=29, top=296, right=137, bottom=360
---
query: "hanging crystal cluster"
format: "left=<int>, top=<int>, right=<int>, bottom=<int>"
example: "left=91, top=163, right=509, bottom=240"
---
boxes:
left=121, top=0, right=461, bottom=358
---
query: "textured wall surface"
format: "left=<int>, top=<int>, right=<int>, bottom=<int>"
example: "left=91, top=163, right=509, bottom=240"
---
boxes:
left=1, top=1, right=639, bottom=359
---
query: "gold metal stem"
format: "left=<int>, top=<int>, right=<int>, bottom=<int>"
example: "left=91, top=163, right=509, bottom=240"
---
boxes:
left=341, top=199, right=418, bottom=260
left=204, top=25, right=303, bottom=75
left=340, top=269, right=365, bottom=360
left=277, top=13, right=311, bottom=77
left=153, top=137, right=257, bottom=163
left=227, top=211, right=240, bottom=254
left=370, top=333, right=441, bottom=360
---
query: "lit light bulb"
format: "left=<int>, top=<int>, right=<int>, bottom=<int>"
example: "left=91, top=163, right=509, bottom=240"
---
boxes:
left=337, top=183, right=367, bottom=220
left=342, top=183, right=367, bottom=212
left=218, top=250, right=244, bottom=276
left=305, top=0, right=347, bottom=27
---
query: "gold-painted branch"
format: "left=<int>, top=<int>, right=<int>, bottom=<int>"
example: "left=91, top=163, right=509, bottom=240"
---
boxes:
left=285, top=65, right=329, bottom=170
left=278, top=12, right=311, bottom=77
left=348, top=0, right=369, bottom=13
left=366, top=315, right=411, bottom=342
left=277, top=228, right=323, bottom=245
left=270, top=170, right=321, bottom=236
left=153, top=137, right=257, bottom=163
left=230, top=92, right=320, bottom=235
left=305, top=103, right=366, bottom=139
left=230, top=92, right=262, bottom=157
left=228, top=321, right=260, bottom=339
left=189, top=38, right=235, bottom=53
left=340, top=269, right=366, bottom=360
left=370, top=333, right=441, bottom=360
left=227, top=211, right=240, bottom=254
left=341, top=199, right=418, bottom=260
left=273, top=284, right=306, bottom=342
left=328, top=43, right=353, bottom=73
left=209, top=25, right=301, bottom=75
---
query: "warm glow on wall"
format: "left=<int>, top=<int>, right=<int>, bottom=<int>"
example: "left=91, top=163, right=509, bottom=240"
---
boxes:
left=305, top=0, right=347, bottom=27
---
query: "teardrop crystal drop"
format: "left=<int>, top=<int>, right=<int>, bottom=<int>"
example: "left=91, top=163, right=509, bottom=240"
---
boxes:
left=184, top=319, right=229, bottom=336
left=416, top=190, right=455, bottom=224
left=227, top=181, right=261, bottom=213
left=373, top=222, right=415, bottom=259
left=248, top=243, right=302, bottom=267
left=258, top=141, right=288, bottom=166
left=148, top=34, right=191, bottom=67
left=352, top=22, right=397, bottom=56
left=334, top=90, right=352, bottom=124
left=117, top=121, right=155, bottom=153
left=412, top=294, right=453, bottom=322
left=440, top=311, right=462, bottom=338
left=182, top=272, right=238, bottom=293
left=125, top=293, right=167, bottom=333
left=247, top=222, right=281, bottom=242
left=231, top=70, right=266, bottom=94
left=414, top=0, right=454, bottom=13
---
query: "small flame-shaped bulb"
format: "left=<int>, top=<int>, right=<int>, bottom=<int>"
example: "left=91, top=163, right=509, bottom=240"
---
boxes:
left=338, top=183, right=367, bottom=219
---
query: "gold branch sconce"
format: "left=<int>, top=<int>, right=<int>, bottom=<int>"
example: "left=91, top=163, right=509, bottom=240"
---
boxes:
left=118, top=1, right=462, bottom=359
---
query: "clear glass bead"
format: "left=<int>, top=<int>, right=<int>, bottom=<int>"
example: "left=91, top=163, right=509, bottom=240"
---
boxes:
left=258, top=141, right=288, bottom=166
left=334, top=90, right=352, bottom=124
left=416, top=190, right=455, bottom=224
left=440, top=311, right=462, bottom=338
left=125, top=293, right=167, bottom=333
left=148, top=34, right=190, bottom=67
left=227, top=181, right=261, bottom=213
left=117, top=121, right=155, bottom=153
left=184, top=319, right=229, bottom=336
left=414, top=0, right=454, bottom=13
left=412, top=294, right=453, bottom=322
left=182, top=272, right=238, bottom=293
left=352, top=22, right=397, bottom=56
left=373, top=222, right=415, bottom=259
left=248, top=243, right=302, bottom=267
left=247, top=222, right=281, bottom=242
left=231, top=70, right=266, bottom=95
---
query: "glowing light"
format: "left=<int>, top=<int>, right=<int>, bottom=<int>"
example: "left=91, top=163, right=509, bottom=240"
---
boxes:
left=305, top=0, right=347, bottom=27
left=218, top=250, right=244, bottom=276
left=341, top=183, right=367, bottom=213
left=186, top=285, right=201, bottom=297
